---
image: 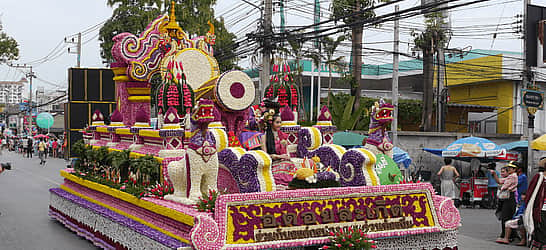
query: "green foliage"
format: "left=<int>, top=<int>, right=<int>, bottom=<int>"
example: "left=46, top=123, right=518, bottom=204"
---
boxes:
left=331, top=0, right=377, bottom=27
left=69, top=141, right=165, bottom=199
left=0, top=21, right=19, bottom=61
left=328, top=93, right=423, bottom=131
left=99, top=0, right=237, bottom=71
left=411, top=12, right=447, bottom=55
left=321, top=227, right=377, bottom=250
left=195, top=189, right=218, bottom=213
left=131, top=154, right=161, bottom=185
left=329, top=93, right=369, bottom=130
left=109, top=150, right=131, bottom=181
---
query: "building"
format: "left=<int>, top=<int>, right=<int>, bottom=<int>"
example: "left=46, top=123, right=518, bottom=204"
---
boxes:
left=0, top=79, right=25, bottom=104
left=246, top=49, right=546, bottom=135
left=34, top=87, right=67, bottom=113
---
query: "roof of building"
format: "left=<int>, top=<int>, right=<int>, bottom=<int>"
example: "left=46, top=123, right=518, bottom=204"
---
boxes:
left=243, top=49, right=522, bottom=78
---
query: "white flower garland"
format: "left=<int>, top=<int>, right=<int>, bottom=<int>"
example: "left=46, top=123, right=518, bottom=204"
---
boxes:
left=158, top=149, right=186, bottom=158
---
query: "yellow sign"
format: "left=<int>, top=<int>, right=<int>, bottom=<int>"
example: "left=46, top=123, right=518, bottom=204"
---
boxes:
left=225, top=191, right=436, bottom=244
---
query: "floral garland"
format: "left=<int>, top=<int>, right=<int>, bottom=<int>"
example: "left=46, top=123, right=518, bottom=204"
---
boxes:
left=50, top=188, right=189, bottom=248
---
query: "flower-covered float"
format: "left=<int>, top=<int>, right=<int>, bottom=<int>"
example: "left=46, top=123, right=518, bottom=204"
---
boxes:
left=49, top=3, right=460, bottom=250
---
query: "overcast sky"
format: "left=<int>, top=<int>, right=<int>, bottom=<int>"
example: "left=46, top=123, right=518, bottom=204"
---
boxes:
left=1, top=0, right=546, bottom=97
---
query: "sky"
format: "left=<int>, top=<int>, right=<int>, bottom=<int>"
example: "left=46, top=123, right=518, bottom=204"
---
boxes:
left=2, top=0, right=546, bottom=97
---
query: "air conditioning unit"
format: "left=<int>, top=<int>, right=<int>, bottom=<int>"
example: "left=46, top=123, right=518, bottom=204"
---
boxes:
left=537, top=20, right=546, bottom=67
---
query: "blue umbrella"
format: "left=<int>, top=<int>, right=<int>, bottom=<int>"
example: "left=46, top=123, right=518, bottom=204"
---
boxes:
left=393, top=147, right=412, bottom=168
left=499, top=140, right=528, bottom=152
left=442, top=136, right=504, bottom=158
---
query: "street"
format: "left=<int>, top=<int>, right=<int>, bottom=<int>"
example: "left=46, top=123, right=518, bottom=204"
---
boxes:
left=0, top=150, right=525, bottom=250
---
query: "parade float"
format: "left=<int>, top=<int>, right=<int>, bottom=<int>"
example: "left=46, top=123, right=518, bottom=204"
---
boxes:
left=49, top=3, right=460, bottom=249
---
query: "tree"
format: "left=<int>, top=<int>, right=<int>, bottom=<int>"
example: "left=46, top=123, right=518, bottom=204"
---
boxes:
left=99, top=0, right=237, bottom=71
left=321, top=36, right=345, bottom=106
left=412, top=12, right=447, bottom=132
left=332, top=0, right=377, bottom=112
left=0, top=21, right=19, bottom=62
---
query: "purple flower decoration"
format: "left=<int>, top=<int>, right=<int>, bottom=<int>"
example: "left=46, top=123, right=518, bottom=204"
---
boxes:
left=280, top=106, right=294, bottom=121
left=110, top=109, right=123, bottom=123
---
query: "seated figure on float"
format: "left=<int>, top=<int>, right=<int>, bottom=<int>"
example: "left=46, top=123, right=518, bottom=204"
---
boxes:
left=259, top=103, right=294, bottom=188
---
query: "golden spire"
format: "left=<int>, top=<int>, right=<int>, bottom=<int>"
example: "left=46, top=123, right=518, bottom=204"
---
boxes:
left=164, top=1, right=184, bottom=39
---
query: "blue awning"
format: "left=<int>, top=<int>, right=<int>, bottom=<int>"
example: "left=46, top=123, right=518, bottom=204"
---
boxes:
left=499, top=141, right=528, bottom=152
left=423, top=147, right=442, bottom=157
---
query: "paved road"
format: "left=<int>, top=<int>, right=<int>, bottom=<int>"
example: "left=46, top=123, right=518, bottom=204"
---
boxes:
left=0, top=150, right=528, bottom=249
left=0, top=151, right=96, bottom=250
left=458, top=207, right=524, bottom=249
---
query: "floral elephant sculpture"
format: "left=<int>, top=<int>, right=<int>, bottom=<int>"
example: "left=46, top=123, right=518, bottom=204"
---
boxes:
left=164, top=99, right=218, bottom=204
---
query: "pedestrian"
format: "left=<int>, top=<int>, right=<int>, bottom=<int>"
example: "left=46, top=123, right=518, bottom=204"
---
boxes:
left=437, top=158, right=460, bottom=199
left=517, top=165, right=528, bottom=203
left=38, top=138, right=46, bottom=165
left=486, top=162, right=500, bottom=209
left=26, top=137, right=33, bottom=158
left=491, top=162, right=518, bottom=241
left=523, top=157, right=546, bottom=250
left=496, top=193, right=527, bottom=245
left=52, top=139, right=58, bottom=158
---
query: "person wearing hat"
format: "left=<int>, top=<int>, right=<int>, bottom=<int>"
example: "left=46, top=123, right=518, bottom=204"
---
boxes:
left=491, top=161, right=519, bottom=243
left=523, top=158, right=546, bottom=249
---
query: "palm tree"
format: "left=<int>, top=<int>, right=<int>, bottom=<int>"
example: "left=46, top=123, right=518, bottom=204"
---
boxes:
left=412, top=12, right=447, bottom=132
left=332, top=0, right=377, bottom=111
left=321, top=36, right=346, bottom=106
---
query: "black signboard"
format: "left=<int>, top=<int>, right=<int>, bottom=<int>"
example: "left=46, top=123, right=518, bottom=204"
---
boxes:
left=522, top=89, right=544, bottom=109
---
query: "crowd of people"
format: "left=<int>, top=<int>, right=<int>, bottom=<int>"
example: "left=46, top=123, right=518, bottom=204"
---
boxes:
left=438, top=157, right=545, bottom=249
left=0, top=135, right=65, bottom=165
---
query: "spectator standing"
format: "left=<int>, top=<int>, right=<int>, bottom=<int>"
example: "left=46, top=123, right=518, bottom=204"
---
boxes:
left=524, top=158, right=546, bottom=250
left=26, top=137, right=33, bottom=158
left=486, top=162, right=500, bottom=209
left=437, top=158, right=460, bottom=199
left=38, top=138, right=46, bottom=165
left=517, top=165, right=528, bottom=203
left=52, top=139, right=58, bottom=158
left=491, top=162, right=519, bottom=241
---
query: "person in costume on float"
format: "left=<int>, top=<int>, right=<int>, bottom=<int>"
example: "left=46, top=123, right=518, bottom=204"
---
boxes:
left=524, top=158, right=546, bottom=250
left=260, top=102, right=295, bottom=189
left=491, top=162, right=518, bottom=242
left=437, top=158, right=460, bottom=199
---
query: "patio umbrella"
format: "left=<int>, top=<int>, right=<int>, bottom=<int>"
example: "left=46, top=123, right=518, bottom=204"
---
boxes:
left=393, top=147, right=412, bottom=168
left=499, top=140, right=528, bottom=152
left=33, top=134, right=49, bottom=139
left=442, top=136, right=504, bottom=158
left=532, top=134, right=546, bottom=150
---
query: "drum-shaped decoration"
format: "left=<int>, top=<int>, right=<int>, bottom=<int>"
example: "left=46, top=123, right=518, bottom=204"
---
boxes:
left=214, top=70, right=255, bottom=112
left=166, top=48, right=220, bottom=90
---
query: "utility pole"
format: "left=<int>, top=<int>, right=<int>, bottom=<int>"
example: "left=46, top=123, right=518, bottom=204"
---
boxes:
left=436, top=1, right=449, bottom=132
left=523, top=0, right=534, bottom=176
left=392, top=5, right=400, bottom=146
left=314, top=0, right=321, bottom=118
left=8, top=64, right=35, bottom=135
left=260, top=0, right=273, bottom=100
left=66, top=32, right=82, bottom=68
